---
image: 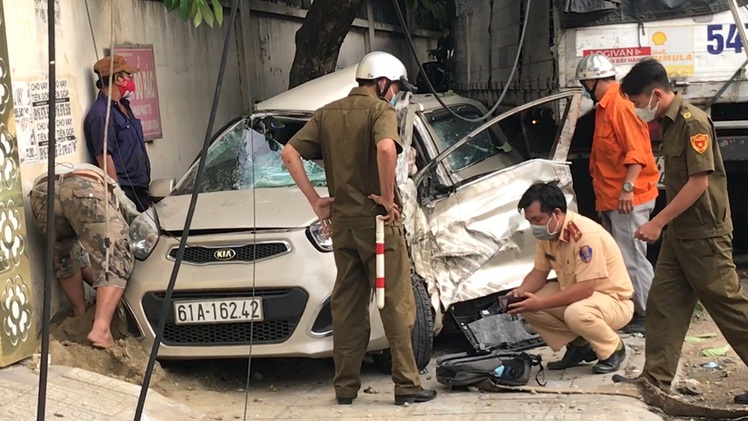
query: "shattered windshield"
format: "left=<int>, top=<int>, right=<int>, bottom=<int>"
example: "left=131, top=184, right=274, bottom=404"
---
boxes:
left=172, top=119, right=326, bottom=196
left=425, top=105, right=512, bottom=172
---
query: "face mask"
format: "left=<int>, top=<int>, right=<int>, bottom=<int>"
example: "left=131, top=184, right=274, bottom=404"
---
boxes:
left=582, top=80, right=599, bottom=103
left=118, top=78, right=136, bottom=99
left=531, top=213, right=560, bottom=241
left=635, top=92, right=659, bottom=123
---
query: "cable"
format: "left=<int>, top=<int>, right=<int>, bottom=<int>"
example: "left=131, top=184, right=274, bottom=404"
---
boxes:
left=239, top=2, right=259, bottom=420
left=36, top=0, right=57, bottom=416
left=133, top=0, right=241, bottom=419
left=85, top=0, right=99, bottom=61
left=101, top=3, right=115, bottom=278
left=391, top=0, right=531, bottom=123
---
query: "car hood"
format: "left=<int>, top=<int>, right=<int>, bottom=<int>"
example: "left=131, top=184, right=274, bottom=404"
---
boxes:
left=154, top=188, right=327, bottom=231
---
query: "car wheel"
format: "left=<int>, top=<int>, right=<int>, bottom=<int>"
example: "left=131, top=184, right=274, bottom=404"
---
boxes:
left=372, top=276, right=434, bottom=373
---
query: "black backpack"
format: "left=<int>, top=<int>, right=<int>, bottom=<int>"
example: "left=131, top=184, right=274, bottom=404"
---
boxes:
left=435, top=349, right=545, bottom=390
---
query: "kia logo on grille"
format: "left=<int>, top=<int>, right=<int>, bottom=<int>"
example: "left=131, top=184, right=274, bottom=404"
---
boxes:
left=214, top=248, right=237, bottom=261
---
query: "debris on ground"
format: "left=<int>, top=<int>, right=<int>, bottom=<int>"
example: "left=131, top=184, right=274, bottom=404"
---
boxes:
left=363, top=386, right=379, bottom=394
left=702, top=344, right=731, bottom=357
left=677, top=379, right=703, bottom=396
left=684, top=333, right=717, bottom=343
left=47, top=307, right=165, bottom=387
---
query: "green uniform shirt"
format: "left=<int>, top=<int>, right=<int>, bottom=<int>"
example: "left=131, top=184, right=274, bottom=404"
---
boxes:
left=659, top=93, right=732, bottom=239
left=288, top=87, right=402, bottom=229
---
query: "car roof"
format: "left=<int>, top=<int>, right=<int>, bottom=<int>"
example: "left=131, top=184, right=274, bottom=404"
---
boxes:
left=255, top=65, right=485, bottom=114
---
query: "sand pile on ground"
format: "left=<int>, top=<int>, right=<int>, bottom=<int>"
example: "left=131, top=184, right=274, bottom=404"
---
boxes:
left=49, top=306, right=166, bottom=387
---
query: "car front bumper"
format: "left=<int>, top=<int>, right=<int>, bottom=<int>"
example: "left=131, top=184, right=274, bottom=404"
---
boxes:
left=124, top=228, right=389, bottom=359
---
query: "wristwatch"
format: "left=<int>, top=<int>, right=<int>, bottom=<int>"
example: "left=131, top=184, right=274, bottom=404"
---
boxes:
left=622, top=181, right=634, bottom=193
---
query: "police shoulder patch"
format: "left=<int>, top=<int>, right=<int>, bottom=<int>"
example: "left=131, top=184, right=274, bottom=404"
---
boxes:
left=690, top=133, right=709, bottom=154
left=579, top=245, right=593, bottom=263
left=567, top=221, right=582, bottom=242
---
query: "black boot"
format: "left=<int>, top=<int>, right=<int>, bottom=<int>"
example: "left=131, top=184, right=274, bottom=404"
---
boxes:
left=735, top=392, right=748, bottom=405
left=621, top=315, right=645, bottom=335
left=593, top=342, right=626, bottom=374
left=394, top=388, right=437, bottom=405
left=547, top=343, right=598, bottom=370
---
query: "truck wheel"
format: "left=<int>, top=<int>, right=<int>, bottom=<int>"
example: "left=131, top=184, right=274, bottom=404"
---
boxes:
left=372, top=278, right=434, bottom=373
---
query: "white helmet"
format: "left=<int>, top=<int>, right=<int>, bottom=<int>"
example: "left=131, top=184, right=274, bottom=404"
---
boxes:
left=575, top=53, right=616, bottom=80
left=355, top=51, right=409, bottom=86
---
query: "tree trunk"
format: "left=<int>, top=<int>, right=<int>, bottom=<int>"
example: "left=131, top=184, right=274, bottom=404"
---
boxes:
left=288, top=0, right=366, bottom=89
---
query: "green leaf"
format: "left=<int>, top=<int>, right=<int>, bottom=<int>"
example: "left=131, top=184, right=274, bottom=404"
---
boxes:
left=199, top=1, right=214, bottom=27
left=179, top=0, right=191, bottom=21
left=212, top=0, right=223, bottom=25
left=421, top=0, right=437, bottom=12
left=702, top=344, right=730, bottom=357
left=193, top=6, right=203, bottom=27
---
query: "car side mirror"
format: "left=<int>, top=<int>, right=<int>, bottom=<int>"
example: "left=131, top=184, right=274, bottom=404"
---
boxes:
left=149, top=178, right=175, bottom=203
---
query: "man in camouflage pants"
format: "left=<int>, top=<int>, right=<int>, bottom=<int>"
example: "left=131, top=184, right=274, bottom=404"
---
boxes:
left=30, top=163, right=137, bottom=348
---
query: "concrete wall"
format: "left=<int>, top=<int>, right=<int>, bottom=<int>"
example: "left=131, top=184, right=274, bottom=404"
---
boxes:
left=454, top=0, right=557, bottom=106
left=240, top=0, right=439, bottom=104
left=6, top=0, right=244, bottom=318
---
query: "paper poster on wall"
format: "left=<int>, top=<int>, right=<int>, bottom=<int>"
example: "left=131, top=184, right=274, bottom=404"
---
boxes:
left=25, top=79, right=77, bottom=163
left=11, top=82, right=39, bottom=164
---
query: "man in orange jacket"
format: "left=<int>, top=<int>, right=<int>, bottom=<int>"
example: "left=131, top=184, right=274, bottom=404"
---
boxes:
left=575, top=54, right=660, bottom=334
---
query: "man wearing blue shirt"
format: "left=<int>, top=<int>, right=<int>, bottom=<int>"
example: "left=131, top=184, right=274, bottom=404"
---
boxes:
left=84, top=55, right=152, bottom=212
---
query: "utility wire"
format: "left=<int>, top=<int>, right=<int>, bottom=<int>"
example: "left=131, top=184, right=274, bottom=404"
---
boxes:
left=133, top=0, right=241, bottom=419
left=239, top=2, right=259, bottom=418
left=37, top=0, right=57, bottom=417
left=391, top=0, right=532, bottom=123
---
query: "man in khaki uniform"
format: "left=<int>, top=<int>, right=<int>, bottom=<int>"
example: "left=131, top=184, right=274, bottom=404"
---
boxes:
left=30, top=163, right=138, bottom=348
left=281, top=51, right=436, bottom=406
left=508, top=182, right=634, bottom=374
left=616, top=58, right=748, bottom=404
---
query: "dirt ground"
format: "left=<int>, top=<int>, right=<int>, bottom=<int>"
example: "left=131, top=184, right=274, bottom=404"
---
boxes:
left=43, top=273, right=748, bottom=420
left=47, top=305, right=166, bottom=387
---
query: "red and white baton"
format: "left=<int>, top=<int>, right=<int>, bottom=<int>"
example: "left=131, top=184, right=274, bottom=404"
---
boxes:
left=375, top=216, right=385, bottom=309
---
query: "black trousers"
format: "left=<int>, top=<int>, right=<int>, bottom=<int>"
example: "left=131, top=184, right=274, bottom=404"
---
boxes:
left=121, top=185, right=151, bottom=213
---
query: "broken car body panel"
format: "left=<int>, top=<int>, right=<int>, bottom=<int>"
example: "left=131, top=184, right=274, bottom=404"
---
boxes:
left=404, top=91, right=583, bottom=310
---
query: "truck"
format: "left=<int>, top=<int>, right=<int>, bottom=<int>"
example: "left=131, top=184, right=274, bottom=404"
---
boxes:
left=450, top=0, right=748, bottom=254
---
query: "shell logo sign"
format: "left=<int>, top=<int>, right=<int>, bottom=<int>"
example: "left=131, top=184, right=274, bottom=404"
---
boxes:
left=652, top=31, right=668, bottom=46
left=649, top=27, right=694, bottom=76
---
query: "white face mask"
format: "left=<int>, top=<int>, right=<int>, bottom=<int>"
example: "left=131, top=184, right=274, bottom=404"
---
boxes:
left=635, top=92, right=659, bottom=123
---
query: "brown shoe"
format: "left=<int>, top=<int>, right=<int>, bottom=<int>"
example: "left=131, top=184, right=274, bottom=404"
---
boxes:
left=394, top=388, right=437, bottom=405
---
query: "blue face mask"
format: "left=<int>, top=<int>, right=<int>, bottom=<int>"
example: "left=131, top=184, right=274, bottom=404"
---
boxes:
left=390, top=96, right=397, bottom=106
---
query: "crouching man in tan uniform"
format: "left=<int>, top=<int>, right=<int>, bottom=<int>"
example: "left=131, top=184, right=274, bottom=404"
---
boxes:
left=507, top=182, right=634, bottom=374
left=30, top=163, right=138, bottom=348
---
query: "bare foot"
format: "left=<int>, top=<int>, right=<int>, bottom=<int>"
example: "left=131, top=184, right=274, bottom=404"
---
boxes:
left=87, top=330, right=114, bottom=349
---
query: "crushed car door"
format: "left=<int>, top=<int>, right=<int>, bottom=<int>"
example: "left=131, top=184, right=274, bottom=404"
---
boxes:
left=407, top=90, right=584, bottom=311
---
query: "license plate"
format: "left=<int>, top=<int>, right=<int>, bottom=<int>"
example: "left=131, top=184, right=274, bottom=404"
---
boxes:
left=173, top=298, right=263, bottom=325
left=655, top=156, right=665, bottom=189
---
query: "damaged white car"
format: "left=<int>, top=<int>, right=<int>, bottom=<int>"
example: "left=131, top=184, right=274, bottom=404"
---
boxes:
left=123, top=65, right=584, bottom=366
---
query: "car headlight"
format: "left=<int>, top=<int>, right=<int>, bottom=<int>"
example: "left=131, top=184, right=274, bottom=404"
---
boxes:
left=306, top=220, right=333, bottom=252
left=129, top=211, right=160, bottom=261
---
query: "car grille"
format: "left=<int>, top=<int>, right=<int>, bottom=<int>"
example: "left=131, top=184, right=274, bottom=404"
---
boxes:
left=168, top=242, right=290, bottom=264
left=142, top=288, right=307, bottom=346
left=162, top=320, right=293, bottom=345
